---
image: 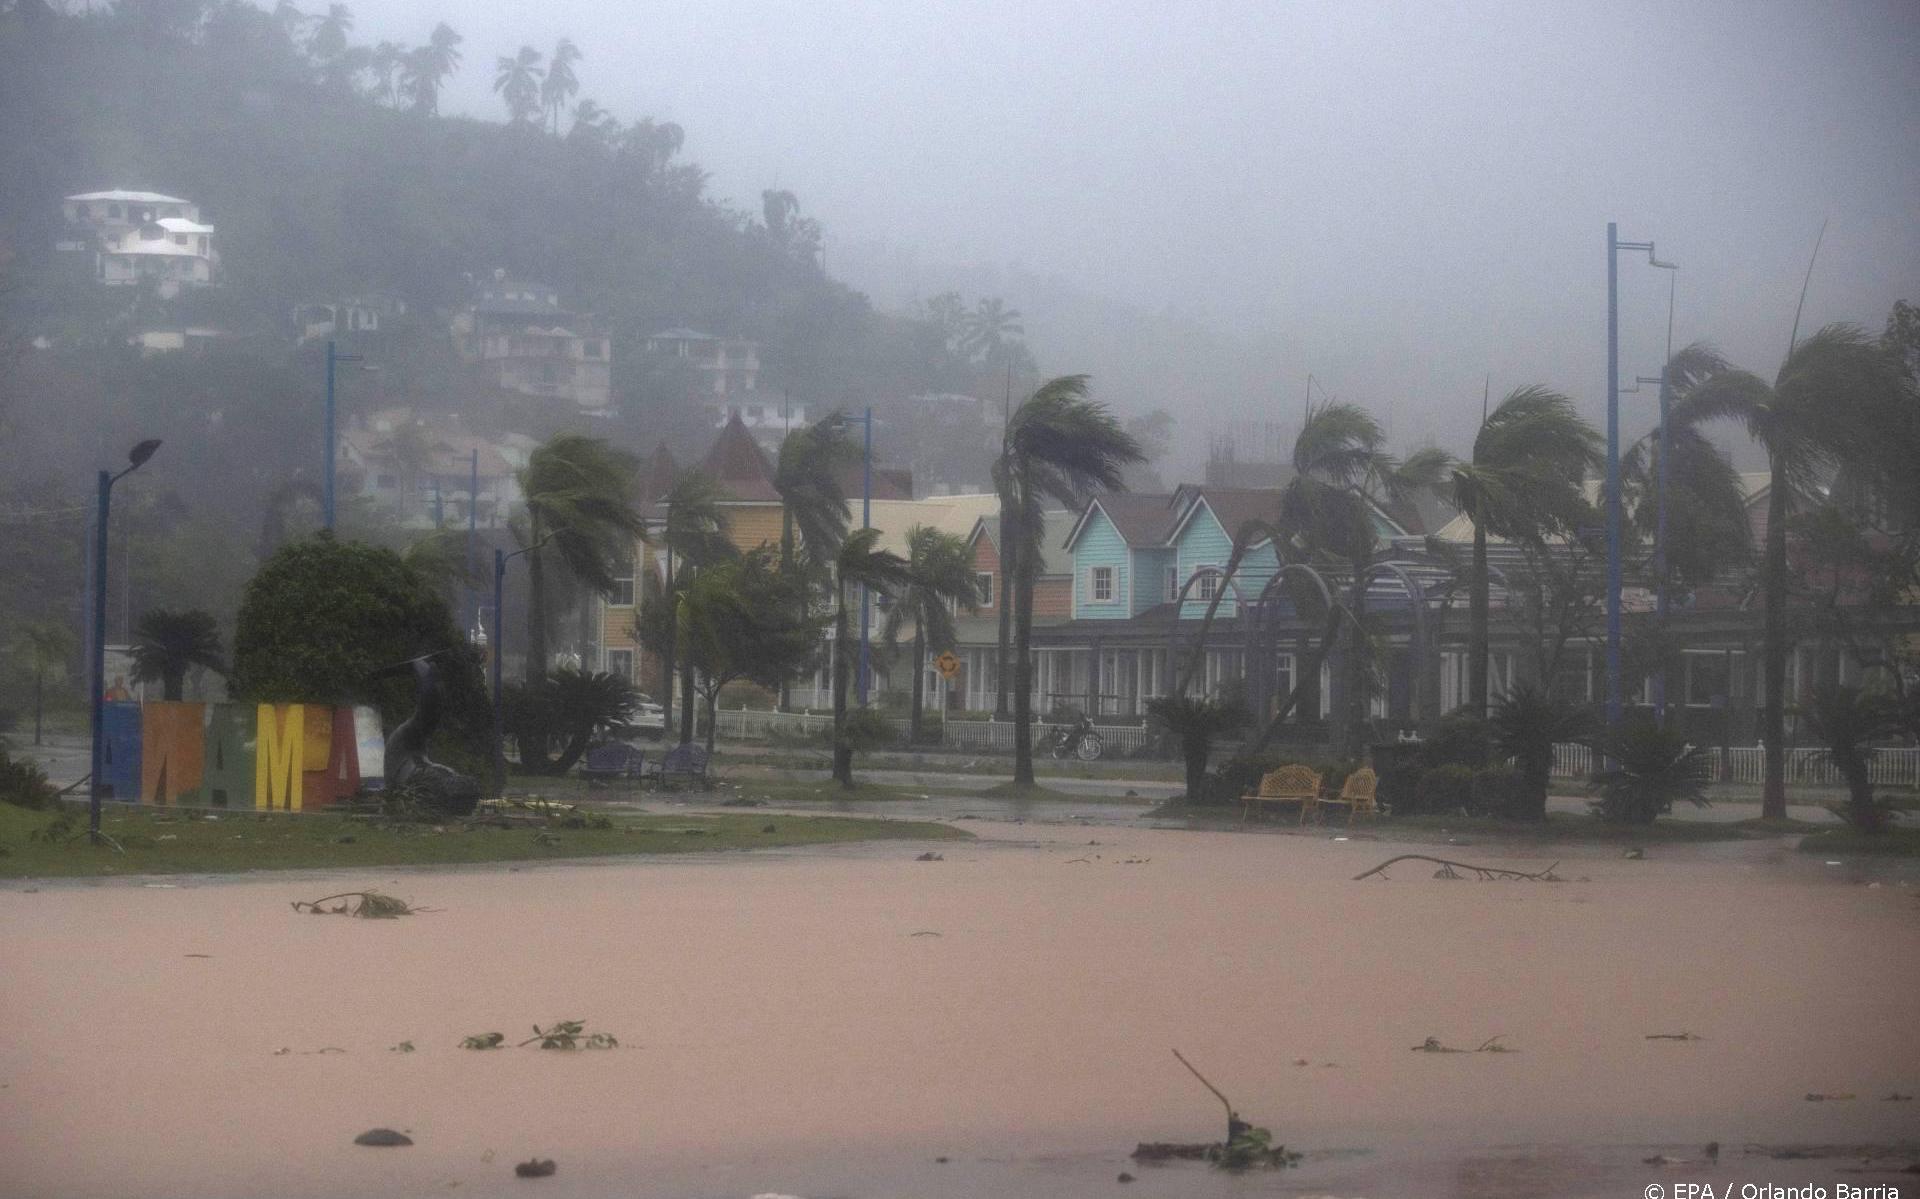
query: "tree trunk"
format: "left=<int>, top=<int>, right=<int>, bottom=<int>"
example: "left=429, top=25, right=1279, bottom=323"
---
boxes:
left=1246, top=604, right=1347, bottom=758
left=909, top=627, right=926, bottom=744
left=1178, top=540, right=1250, bottom=695
left=832, top=581, right=854, bottom=786
left=679, top=658, right=695, bottom=745
left=994, top=508, right=1013, bottom=719
left=704, top=690, right=719, bottom=755
left=1469, top=517, right=1489, bottom=720
left=779, top=510, right=795, bottom=712
left=33, top=668, right=43, bottom=746
left=660, top=546, right=676, bottom=713
left=1341, top=562, right=1370, bottom=758
left=1013, top=528, right=1036, bottom=785
left=1761, top=457, right=1790, bottom=820
left=525, top=512, right=548, bottom=686
left=163, top=666, right=185, bottom=702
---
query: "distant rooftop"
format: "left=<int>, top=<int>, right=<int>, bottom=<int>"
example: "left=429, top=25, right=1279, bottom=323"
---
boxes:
left=67, top=189, right=192, bottom=204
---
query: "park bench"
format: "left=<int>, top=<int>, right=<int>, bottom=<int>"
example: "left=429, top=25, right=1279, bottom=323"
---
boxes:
left=578, top=742, right=646, bottom=784
left=1241, top=764, right=1322, bottom=825
left=643, top=742, right=711, bottom=791
left=1307, top=766, right=1378, bottom=826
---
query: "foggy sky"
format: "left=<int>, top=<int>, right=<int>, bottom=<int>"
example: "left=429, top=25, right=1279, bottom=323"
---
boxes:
left=359, top=0, right=1920, bottom=472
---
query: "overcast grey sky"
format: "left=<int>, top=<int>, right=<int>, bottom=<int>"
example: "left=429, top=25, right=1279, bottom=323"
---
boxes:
left=360, top=0, right=1919, bottom=467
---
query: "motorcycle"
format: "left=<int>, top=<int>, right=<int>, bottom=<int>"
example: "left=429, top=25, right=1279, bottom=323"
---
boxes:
left=1042, top=714, right=1105, bottom=761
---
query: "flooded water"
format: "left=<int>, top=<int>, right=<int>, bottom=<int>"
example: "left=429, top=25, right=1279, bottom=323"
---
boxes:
left=3, top=820, right=1916, bottom=1198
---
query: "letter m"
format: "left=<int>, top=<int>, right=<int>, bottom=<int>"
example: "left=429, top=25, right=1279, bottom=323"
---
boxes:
left=255, top=704, right=305, bottom=811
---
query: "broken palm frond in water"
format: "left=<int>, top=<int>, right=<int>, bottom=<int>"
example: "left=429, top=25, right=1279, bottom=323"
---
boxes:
left=290, top=891, right=429, bottom=918
left=1411, top=1035, right=1516, bottom=1053
left=1132, top=1050, right=1297, bottom=1171
left=517, top=1020, right=619, bottom=1050
left=1353, top=854, right=1562, bottom=882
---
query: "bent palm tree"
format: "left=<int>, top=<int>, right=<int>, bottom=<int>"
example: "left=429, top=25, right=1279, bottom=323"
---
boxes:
left=129, top=609, right=226, bottom=701
left=1002, top=377, right=1144, bottom=784
left=541, top=37, right=581, bottom=135
left=1668, top=326, right=1904, bottom=818
left=517, top=434, right=644, bottom=700
left=493, top=45, right=543, bottom=125
left=831, top=529, right=914, bottom=786
left=16, top=622, right=76, bottom=744
left=1450, top=386, right=1601, bottom=721
left=883, top=526, right=980, bottom=743
left=1275, top=402, right=1449, bottom=755
left=656, top=471, right=735, bottom=743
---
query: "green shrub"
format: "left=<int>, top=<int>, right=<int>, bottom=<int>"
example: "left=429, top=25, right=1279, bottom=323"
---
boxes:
left=837, top=707, right=899, bottom=751
left=1414, top=764, right=1475, bottom=816
left=1369, top=742, right=1424, bottom=814
left=1421, top=712, right=1491, bottom=769
left=1589, top=716, right=1711, bottom=824
left=1470, top=766, right=1530, bottom=819
left=0, top=748, right=60, bottom=810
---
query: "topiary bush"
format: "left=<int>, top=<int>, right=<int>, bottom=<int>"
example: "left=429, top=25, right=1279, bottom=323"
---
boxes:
left=1421, top=711, right=1491, bottom=770
left=230, top=533, right=490, bottom=776
left=1470, top=765, right=1530, bottom=819
left=1414, top=764, right=1475, bottom=816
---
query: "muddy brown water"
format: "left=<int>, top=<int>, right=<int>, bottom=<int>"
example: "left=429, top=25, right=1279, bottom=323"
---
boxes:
left=3, top=822, right=1917, bottom=1198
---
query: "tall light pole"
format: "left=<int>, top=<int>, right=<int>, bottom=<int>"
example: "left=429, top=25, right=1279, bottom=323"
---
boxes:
left=89, top=438, right=161, bottom=841
left=323, top=340, right=364, bottom=531
left=1650, top=259, right=1679, bottom=718
left=1605, top=223, right=1673, bottom=727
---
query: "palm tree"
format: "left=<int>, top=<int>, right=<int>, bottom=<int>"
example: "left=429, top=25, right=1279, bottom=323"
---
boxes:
left=1488, top=682, right=1592, bottom=820
left=883, top=526, right=980, bottom=743
left=541, top=37, right=581, bottom=135
left=493, top=45, right=544, bottom=126
left=773, top=419, right=856, bottom=709
left=1668, top=326, right=1905, bottom=819
left=368, top=40, right=403, bottom=107
left=542, top=666, right=637, bottom=775
left=403, top=22, right=461, bottom=113
left=516, top=434, right=644, bottom=696
left=655, top=472, right=736, bottom=743
left=831, top=529, right=914, bottom=786
left=305, top=2, right=351, bottom=62
left=14, top=622, right=75, bottom=745
left=1272, top=401, right=1449, bottom=755
left=962, top=298, right=1024, bottom=363
left=568, top=99, right=619, bottom=150
left=129, top=609, right=226, bottom=701
left=1449, top=386, right=1601, bottom=721
left=1000, top=376, right=1145, bottom=784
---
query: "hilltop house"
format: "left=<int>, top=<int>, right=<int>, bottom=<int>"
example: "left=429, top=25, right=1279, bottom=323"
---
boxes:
left=60, top=189, right=216, bottom=295
left=453, top=274, right=611, bottom=410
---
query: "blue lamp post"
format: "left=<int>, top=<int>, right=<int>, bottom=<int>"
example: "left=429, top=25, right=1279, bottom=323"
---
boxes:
left=825, top=408, right=877, bottom=706
left=88, top=438, right=161, bottom=841
left=1605, top=223, right=1674, bottom=728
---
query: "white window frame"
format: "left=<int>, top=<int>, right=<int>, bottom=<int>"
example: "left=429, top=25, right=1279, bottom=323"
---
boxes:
left=1195, top=565, right=1219, bottom=603
left=1167, top=564, right=1180, bottom=602
left=605, top=648, right=634, bottom=680
left=976, top=572, right=994, bottom=608
left=1091, top=565, right=1115, bottom=603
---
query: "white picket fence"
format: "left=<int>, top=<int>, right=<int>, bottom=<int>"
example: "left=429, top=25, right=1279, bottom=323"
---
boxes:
left=941, top=718, right=1154, bottom=755
left=708, top=708, right=839, bottom=741
left=1550, top=742, right=1920, bottom=786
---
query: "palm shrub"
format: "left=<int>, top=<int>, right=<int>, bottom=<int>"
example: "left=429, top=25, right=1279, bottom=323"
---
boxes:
left=1489, top=683, right=1592, bottom=820
left=1802, top=685, right=1901, bottom=833
left=129, top=608, right=226, bottom=700
left=1588, top=715, right=1712, bottom=824
left=1469, top=766, right=1529, bottom=818
left=1149, top=692, right=1250, bottom=804
left=1, top=747, right=60, bottom=810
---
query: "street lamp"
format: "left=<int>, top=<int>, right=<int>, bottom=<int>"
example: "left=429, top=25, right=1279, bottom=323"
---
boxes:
left=323, top=339, right=365, bottom=531
left=1606, top=222, right=1673, bottom=728
left=89, top=438, right=161, bottom=841
left=825, top=408, right=876, bottom=706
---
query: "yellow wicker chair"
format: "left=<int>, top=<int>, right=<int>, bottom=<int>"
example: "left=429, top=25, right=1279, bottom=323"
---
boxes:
left=1241, top=764, right=1322, bottom=825
left=1309, top=767, right=1379, bottom=826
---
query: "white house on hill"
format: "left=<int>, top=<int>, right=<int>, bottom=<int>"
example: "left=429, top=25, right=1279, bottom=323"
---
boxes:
left=61, top=190, right=216, bottom=295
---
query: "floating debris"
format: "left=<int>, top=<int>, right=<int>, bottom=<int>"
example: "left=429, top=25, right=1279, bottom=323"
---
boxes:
left=461, top=1033, right=505, bottom=1050
left=513, top=1158, right=556, bottom=1177
left=355, top=1129, right=413, bottom=1147
left=291, top=891, right=425, bottom=918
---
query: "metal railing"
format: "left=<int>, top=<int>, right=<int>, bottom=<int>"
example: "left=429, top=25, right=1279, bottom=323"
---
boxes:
left=1549, top=742, right=1920, bottom=786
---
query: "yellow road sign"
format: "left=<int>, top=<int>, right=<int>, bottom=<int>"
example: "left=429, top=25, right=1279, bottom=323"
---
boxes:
left=934, top=651, right=961, bottom=680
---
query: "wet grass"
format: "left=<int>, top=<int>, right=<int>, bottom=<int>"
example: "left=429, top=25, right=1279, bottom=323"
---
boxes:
left=1794, top=825, right=1920, bottom=857
left=0, top=801, right=967, bottom=880
left=1145, top=801, right=1817, bottom=845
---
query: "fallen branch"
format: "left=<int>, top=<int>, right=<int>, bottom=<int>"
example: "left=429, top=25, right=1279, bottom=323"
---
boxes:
left=1646, top=1032, right=1703, bottom=1041
left=290, top=891, right=427, bottom=918
left=1354, top=855, right=1561, bottom=882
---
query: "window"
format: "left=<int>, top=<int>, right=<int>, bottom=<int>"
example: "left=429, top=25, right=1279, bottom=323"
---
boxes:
left=611, top=555, right=635, bottom=607
left=976, top=572, right=994, bottom=607
left=1167, top=565, right=1180, bottom=602
left=173, top=234, right=188, bottom=246
left=1091, top=566, right=1114, bottom=603
left=1195, top=566, right=1219, bottom=602
left=605, top=648, right=634, bottom=680
left=1685, top=650, right=1736, bottom=708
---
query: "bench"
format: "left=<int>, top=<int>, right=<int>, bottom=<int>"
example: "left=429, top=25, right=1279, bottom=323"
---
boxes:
left=1307, top=767, right=1378, bottom=825
left=1241, top=765, right=1322, bottom=825
left=578, top=742, right=646, bottom=783
left=644, top=742, right=711, bottom=790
